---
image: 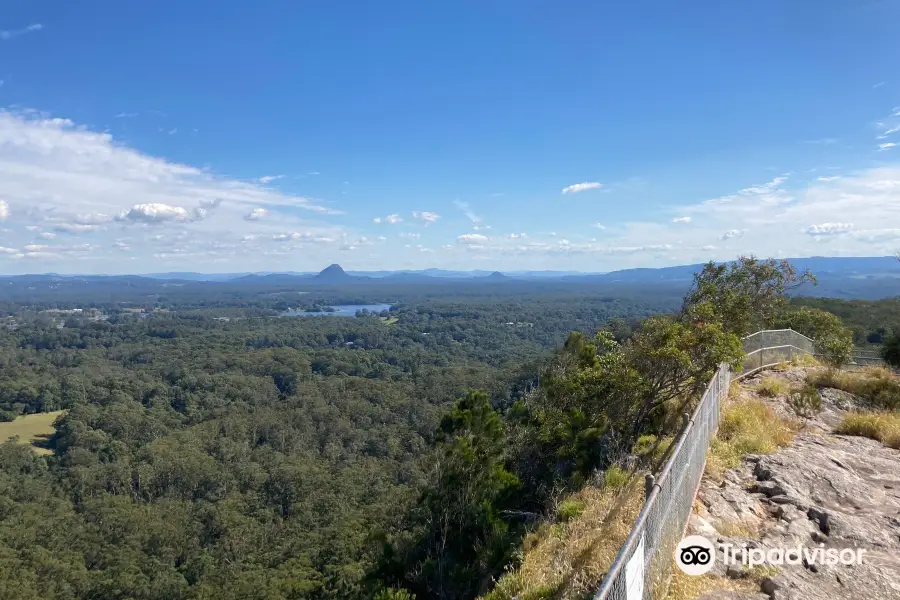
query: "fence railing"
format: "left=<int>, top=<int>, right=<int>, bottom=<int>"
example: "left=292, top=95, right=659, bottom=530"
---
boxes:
left=592, top=329, right=815, bottom=600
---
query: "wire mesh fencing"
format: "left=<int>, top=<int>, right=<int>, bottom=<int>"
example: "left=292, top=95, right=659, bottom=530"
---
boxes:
left=592, top=330, right=814, bottom=600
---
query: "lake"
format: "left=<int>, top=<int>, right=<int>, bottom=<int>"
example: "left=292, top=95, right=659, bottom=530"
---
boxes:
left=281, top=304, right=393, bottom=317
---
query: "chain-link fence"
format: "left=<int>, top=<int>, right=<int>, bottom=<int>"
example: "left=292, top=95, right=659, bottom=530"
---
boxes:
left=592, top=330, right=814, bottom=600
left=738, top=329, right=816, bottom=378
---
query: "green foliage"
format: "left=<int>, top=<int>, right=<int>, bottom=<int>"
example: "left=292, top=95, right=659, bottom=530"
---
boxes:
left=684, top=256, right=816, bottom=337
left=380, top=392, right=523, bottom=600
left=374, top=588, right=416, bottom=600
left=556, top=499, right=586, bottom=522
left=774, top=305, right=853, bottom=368
left=883, top=334, right=900, bottom=369
left=603, top=465, right=629, bottom=490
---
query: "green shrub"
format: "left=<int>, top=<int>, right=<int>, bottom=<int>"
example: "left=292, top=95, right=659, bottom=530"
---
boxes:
left=557, top=499, right=585, bottom=522
left=603, top=465, right=629, bottom=490
left=788, top=384, right=822, bottom=419
left=756, top=377, right=788, bottom=398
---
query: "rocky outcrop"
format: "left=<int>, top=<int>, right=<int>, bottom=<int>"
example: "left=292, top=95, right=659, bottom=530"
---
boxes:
left=686, top=371, right=900, bottom=600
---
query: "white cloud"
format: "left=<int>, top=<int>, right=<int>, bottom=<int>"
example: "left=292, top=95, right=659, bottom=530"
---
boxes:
left=411, top=211, right=440, bottom=225
left=53, top=223, right=103, bottom=233
left=594, top=222, right=606, bottom=230
left=244, top=207, right=268, bottom=221
left=505, top=233, right=527, bottom=239
left=805, top=222, right=854, bottom=236
left=0, top=24, right=42, bottom=41
left=374, top=213, right=403, bottom=224
left=0, top=109, right=350, bottom=269
left=453, top=200, right=482, bottom=223
left=672, top=216, right=691, bottom=223
left=720, top=229, right=746, bottom=240
left=700, top=245, right=716, bottom=251
left=24, top=244, right=48, bottom=252
left=457, top=233, right=489, bottom=244
left=817, top=176, right=840, bottom=182
left=39, top=232, right=56, bottom=239
left=258, top=175, right=283, bottom=184
left=878, top=142, right=897, bottom=151
left=272, top=232, right=335, bottom=243
left=877, top=125, right=900, bottom=139
left=399, top=232, right=420, bottom=239
left=117, top=203, right=192, bottom=223
left=562, top=182, right=603, bottom=194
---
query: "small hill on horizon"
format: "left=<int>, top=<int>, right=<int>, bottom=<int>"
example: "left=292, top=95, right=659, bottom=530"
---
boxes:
left=314, top=264, right=356, bottom=283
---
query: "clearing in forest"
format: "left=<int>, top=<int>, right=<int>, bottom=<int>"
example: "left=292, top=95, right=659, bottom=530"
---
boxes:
left=0, top=410, right=65, bottom=455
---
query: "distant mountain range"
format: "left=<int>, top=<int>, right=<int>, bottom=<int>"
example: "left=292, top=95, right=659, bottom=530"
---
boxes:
left=3, top=256, right=899, bottom=300
left=142, top=256, right=900, bottom=284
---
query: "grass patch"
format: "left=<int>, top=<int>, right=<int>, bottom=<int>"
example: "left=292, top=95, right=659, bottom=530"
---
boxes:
left=836, top=411, right=900, bottom=449
left=556, top=499, right=585, bottom=522
left=482, top=476, right=644, bottom=600
left=755, top=377, right=789, bottom=398
left=808, top=367, right=900, bottom=410
left=665, top=564, right=777, bottom=599
left=707, top=400, right=796, bottom=479
left=0, top=410, right=65, bottom=455
left=632, top=434, right=674, bottom=465
left=603, top=465, right=629, bottom=490
left=381, top=317, right=399, bottom=325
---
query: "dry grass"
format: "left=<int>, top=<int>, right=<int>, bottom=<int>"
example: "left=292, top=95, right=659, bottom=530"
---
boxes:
left=808, top=367, right=900, bottom=410
left=665, top=563, right=778, bottom=599
left=665, top=570, right=759, bottom=600
left=482, top=476, right=645, bottom=600
left=836, top=411, right=900, bottom=449
left=0, top=410, right=65, bottom=455
left=755, top=377, right=789, bottom=398
left=706, top=400, right=797, bottom=479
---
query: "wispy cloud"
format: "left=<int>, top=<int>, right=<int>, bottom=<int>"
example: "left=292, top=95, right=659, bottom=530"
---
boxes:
left=803, top=138, right=837, bottom=145
left=0, top=23, right=42, bottom=41
left=453, top=200, right=482, bottom=223
left=672, top=216, right=691, bottom=223
left=113, top=112, right=139, bottom=119
left=873, top=81, right=886, bottom=89
left=720, top=229, right=746, bottom=240
left=878, top=142, right=897, bottom=151
left=805, top=222, right=853, bottom=236
left=561, top=182, right=603, bottom=194
left=457, top=233, right=488, bottom=244
left=399, top=232, right=420, bottom=239
left=258, top=175, right=283, bottom=184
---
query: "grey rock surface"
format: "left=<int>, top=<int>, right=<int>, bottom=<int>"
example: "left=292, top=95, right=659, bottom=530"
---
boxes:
left=686, top=370, right=900, bottom=600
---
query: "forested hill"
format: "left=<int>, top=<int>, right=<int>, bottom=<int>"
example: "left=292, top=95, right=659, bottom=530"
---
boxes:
left=0, top=290, right=674, bottom=600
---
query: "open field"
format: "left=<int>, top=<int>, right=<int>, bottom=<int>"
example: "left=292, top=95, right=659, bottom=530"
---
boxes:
left=0, top=410, right=65, bottom=455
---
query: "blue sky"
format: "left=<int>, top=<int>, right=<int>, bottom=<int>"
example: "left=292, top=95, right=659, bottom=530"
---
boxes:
left=1, top=0, right=899, bottom=274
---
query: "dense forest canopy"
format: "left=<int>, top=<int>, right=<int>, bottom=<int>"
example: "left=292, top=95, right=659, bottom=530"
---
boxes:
left=0, top=281, right=680, bottom=600
left=0, top=261, right=877, bottom=599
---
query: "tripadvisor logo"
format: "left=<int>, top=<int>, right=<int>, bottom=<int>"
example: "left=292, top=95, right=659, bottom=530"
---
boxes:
left=675, top=535, right=866, bottom=576
left=675, top=535, right=716, bottom=576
